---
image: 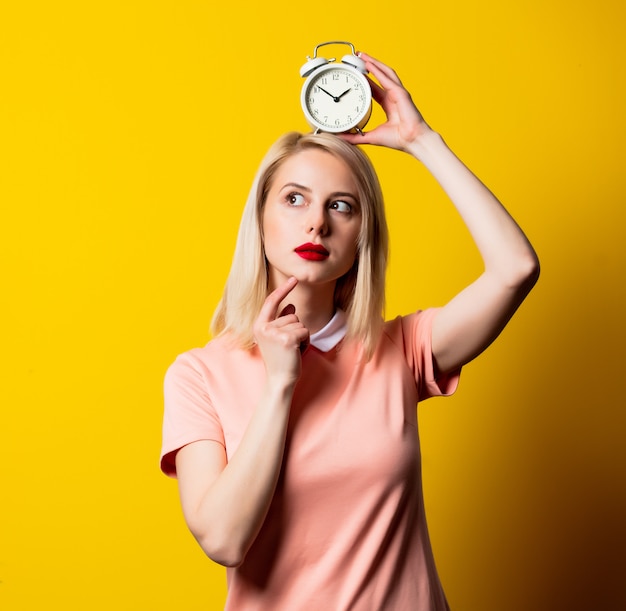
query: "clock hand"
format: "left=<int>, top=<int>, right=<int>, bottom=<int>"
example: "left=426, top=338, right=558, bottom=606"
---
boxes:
left=337, top=88, right=352, bottom=99
left=317, top=86, right=340, bottom=102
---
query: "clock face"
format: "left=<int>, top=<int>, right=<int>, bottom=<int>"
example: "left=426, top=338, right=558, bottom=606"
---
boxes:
left=302, top=65, right=371, bottom=133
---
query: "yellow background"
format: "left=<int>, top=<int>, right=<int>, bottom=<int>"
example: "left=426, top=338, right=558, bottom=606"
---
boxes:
left=1, top=1, right=625, bottom=609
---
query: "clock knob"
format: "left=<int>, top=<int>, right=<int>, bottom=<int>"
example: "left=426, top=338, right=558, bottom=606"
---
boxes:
left=341, top=53, right=367, bottom=74
left=299, top=57, right=330, bottom=78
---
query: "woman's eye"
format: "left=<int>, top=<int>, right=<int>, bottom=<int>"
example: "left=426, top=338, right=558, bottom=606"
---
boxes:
left=330, top=200, right=352, bottom=213
left=287, top=193, right=305, bottom=206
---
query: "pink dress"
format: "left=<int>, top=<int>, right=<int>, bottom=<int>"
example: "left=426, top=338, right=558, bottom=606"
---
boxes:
left=161, top=308, right=460, bottom=610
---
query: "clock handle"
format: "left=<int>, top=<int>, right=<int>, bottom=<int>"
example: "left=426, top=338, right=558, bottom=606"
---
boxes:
left=300, top=41, right=366, bottom=77
left=310, top=40, right=357, bottom=58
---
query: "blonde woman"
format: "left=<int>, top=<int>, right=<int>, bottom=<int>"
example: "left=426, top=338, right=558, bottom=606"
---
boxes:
left=160, top=53, right=539, bottom=610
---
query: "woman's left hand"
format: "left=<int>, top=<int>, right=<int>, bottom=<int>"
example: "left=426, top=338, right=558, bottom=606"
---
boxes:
left=339, top=52, right=431, bottom=153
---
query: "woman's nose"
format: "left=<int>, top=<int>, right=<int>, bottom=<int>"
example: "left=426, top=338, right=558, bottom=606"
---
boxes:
left=306, top=206, right=328, bottom=236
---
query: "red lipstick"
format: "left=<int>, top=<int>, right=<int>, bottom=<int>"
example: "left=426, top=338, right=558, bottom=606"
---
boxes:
left=295, top=243, right=329, bottom=261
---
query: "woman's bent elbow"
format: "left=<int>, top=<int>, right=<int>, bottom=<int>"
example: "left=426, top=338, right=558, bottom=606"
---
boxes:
left=506, top=251, right=540, bottom=294
left=195, top=531, right=247, bottom=567
left=519, top=252, right=540, bottom=290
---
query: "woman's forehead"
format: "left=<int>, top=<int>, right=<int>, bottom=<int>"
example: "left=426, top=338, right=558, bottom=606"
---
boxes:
left=271, top=148, right=359, bottom=192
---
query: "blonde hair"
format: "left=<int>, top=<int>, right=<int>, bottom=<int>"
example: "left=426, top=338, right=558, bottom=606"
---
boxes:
left=211, top=132, right=389, bottom=359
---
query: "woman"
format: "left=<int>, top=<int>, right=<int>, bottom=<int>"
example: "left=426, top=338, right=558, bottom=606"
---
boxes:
left=160, top=53, right=539, bottom=610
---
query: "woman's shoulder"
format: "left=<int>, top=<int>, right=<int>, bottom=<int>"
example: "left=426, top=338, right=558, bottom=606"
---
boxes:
left=169, top=333, right=259, bottom=376
left=383, top=307, right=438, bottom=336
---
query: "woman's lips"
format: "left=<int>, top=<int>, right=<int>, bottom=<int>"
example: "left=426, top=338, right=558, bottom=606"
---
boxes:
left=295, top=243, right=329, bottom=261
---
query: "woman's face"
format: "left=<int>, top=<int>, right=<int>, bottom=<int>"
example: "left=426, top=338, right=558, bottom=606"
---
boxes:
left=262, top=148, right=362, bottom=291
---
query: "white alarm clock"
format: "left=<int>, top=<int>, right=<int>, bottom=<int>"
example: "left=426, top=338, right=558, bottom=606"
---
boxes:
left=300, top=41, right=372, bottom=134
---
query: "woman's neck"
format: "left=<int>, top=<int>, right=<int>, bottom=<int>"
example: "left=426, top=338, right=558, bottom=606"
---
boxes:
left=277, top=282, right=336, bottom=334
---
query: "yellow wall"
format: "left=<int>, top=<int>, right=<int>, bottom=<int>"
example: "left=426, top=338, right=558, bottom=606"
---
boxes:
left=2, top=1, right=625, bottom=609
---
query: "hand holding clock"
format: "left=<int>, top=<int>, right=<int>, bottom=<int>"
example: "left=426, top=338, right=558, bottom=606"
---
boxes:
left=339, top=52, right=431, bottom=153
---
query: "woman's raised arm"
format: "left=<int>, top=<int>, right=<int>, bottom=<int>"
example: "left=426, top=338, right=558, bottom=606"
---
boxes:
left=342, top=53, right=540, bottom=373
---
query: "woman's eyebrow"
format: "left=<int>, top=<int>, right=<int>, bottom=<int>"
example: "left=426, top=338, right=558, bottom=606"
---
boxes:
left=330, top=191, right=358, bottom=200
left=280, top=182, right=312, bottom=192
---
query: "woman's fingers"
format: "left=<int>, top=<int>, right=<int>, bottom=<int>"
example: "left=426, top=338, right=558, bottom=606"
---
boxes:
left=253, top=277, right=309, bottom=375
left=257, top=276, right=298, bottom=323
left=339, top=52, right=430, bottom=151
left=366, top=74, right=387, bottom=106
left=360, top=52, right=404, bottom=88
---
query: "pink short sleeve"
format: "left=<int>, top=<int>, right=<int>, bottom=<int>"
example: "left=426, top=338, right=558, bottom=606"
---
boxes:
left=399, top=308, right=461, bottom=399
left=160, top=351, right=225, bottom=477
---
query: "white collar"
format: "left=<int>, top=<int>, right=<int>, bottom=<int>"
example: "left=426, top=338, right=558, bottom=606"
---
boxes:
left=309, top=309, right=347, bottom=352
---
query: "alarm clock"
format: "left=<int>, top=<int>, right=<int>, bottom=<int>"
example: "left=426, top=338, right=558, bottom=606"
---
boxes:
left=300, top=41, right=372, bottom=134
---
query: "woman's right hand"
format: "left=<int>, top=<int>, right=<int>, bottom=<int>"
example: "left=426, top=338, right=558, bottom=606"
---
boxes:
left=252, top=276, right=309, bottom=388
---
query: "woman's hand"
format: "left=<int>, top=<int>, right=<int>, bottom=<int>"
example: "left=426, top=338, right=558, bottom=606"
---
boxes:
left=252, top=276, right=309, bottom=388
left=340, top=52, right=432, bottom=153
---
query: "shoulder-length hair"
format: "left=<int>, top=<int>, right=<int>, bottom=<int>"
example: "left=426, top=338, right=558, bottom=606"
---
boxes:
left=211, top=131, right=389, bottom=359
